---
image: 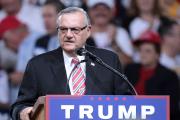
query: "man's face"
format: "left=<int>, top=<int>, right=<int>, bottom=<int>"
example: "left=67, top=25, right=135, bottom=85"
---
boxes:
left=57, top=12, right=91, bottom=54
left=163, top=25, right=180, bottom=51
left=136, top=0, right=155, bottom=13
left=89, top=4, right=112, bottom=26
left=42, top=5, right=58, bottom=35
left=139, top=43, right=159, bottom=67
left=3, top=28, right=23, bottom=51
left=0, top=0, right=20, bottom=14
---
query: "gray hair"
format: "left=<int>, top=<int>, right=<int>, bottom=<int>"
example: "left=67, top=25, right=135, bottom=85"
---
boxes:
left=56, top=7, right=91, bottom=26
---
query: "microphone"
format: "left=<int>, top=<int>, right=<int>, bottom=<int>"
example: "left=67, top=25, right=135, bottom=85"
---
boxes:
left=76, top=48, right=103, bottom=62
left=76, top=48, right=137, bottom=95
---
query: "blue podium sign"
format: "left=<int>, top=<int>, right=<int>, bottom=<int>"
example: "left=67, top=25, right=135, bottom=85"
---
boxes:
left=45, top=95, right=169, bottom=120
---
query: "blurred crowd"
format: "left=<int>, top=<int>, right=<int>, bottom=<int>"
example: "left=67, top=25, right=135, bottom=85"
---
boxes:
left=0, top=0, right=180, bottom=119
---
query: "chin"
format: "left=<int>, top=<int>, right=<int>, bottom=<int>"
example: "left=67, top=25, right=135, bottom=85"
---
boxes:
left=62, top=46, right=76, bottom=53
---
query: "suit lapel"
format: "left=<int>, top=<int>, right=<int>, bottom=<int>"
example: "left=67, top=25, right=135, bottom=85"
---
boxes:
left=49, top=46, right=105, bottom=95
left=50, top=48, right=70, bottom=94
left=85, top=46, right=104, bottom=94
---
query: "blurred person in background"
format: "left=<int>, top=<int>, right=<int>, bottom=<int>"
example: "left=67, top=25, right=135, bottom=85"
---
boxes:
left=0, top=16, right=41, bottom=104
left=124, top=0, right=171, bottom=40
left=124, top=30, right=180, bottom=120
left=86, top=0, right=134, bottom=66
left=24, top=0, right=47, bottom=6
left=160, top=0, right=180, bottom=22
left=159, top=20, right=180, bottom=76
left=0, top=66, right=10, bottom=120
left=0, top=0, right=45, bottom=33
left=33, top=0, right=64, bottom=56
left=23, top=0, right=64, bottom=7
left=0, top=16, right=23, bottom=72
left=59, top=0, right=86, bottom=8
left=110, top=0, right=129, bottom=25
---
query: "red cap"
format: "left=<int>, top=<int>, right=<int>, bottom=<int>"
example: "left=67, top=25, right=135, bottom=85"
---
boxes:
left=0, top=16, right=24, bottom=39
left=133, top=30, right=161, bottom=46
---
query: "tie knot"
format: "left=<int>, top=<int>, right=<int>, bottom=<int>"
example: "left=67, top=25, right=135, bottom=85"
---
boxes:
left=71, top=58, right=79, bottom=64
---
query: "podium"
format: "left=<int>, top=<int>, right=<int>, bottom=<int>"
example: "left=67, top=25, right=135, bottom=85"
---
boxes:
left=30, top=96, right=45, bottom=120
left=30, top=95, right=170, bottom=120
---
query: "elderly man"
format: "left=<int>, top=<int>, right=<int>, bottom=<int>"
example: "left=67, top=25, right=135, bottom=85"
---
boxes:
left=10, top=7, right=131, bottom=120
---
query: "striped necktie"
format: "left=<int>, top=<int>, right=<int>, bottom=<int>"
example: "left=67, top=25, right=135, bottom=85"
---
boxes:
left=71, top=58, right=86, bottom=95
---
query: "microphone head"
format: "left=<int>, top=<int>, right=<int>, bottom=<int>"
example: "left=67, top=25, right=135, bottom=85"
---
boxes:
left=76, top=48, right=87, bottom=56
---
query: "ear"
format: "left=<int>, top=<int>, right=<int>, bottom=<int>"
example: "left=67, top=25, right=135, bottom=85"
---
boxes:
left=86, top=25, right=91, bottom=38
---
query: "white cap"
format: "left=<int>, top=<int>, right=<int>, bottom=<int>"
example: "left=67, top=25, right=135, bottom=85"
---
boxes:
left=87, top=0, right=115, bottom=9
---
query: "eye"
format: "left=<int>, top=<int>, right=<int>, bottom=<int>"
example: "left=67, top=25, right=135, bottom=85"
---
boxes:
left=60, top=27, right=68, bottom=31
left=71, top=28, right=81, bottom=34
left=59, top=27, right=68, bottom=33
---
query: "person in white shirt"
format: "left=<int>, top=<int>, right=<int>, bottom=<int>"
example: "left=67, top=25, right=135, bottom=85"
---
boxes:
left=159, top=20, right=180, bottom=76
left=127, top=0, right=171, bottom=40
left=0, top=0, right=46, bottom=34
left=0, top=69, right=10, bottom=120
left=33, top=1, right=64, bottom=56
left=86, top=0, right=134, bottom=65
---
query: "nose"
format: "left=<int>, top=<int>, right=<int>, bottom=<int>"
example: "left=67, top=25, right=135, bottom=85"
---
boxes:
left=66, top=29, right=73, bottom=38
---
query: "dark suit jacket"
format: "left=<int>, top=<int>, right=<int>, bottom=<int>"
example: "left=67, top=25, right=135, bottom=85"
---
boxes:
left=124, top=63, right=180, bottom=120
left=10, top=46, right=132, bottom=119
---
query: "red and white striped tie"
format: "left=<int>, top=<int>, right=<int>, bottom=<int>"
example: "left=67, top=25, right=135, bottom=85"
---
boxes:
left=71, top=58, right=86, bottom=95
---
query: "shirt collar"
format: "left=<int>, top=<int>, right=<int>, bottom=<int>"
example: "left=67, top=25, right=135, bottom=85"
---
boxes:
left=63, top=50, right=85, bottom=66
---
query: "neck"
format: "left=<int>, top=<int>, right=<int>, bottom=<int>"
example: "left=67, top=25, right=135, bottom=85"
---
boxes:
left=49, top=30, right=58, bottom=36
left=140, top=11, right=154, bottom=20
left=64, top=50, right=77, bottom=57
left=143, top=62, right=157, bottom=69
left=93, top=23, right=108, bottom=32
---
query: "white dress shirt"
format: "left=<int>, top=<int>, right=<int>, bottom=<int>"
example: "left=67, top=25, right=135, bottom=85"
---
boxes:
left=63, top=51, right=85, bottom=95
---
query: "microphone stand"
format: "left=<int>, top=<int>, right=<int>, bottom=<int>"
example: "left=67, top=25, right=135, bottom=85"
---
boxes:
left=89, top=55, right=138, bottom=95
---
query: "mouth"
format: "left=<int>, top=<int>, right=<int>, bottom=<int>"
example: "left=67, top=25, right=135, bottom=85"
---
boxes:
left=64, top=40, right=75, bottom=43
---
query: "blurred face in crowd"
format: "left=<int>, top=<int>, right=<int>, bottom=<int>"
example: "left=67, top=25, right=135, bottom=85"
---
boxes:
left=164, top=0, right=176, bottom=4
left=162, top=24, right=180, bottom=52
left=0, top=0, right=21, bottom=14
left=89, top=4, right=112, bottom=26
left=42, top=4, right=58, bottom=35
left=3, top=27, right=25, bottom=52
left=139, top=43, right=159, bottom=67
left=136, top=0, right=155, bottom=13
left=57, top=12, right=91, bottom=55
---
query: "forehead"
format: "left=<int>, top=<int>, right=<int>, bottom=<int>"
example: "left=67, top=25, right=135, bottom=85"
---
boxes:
left=139, top=43, right=155, bottom=50
left=43, top=5, right=57, bottom=13
left=58, top=12, right=85, bottom=27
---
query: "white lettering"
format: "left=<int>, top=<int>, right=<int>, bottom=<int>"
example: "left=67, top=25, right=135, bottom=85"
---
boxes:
left=141, top=105, right=155, bottom=119
left=61, top=105, right=74, bottom=119
left=118, top=105, right=136, bottom=119
left=98, top=105, right=113, bottom=119
left=79, top=105, right=93, bottom=119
